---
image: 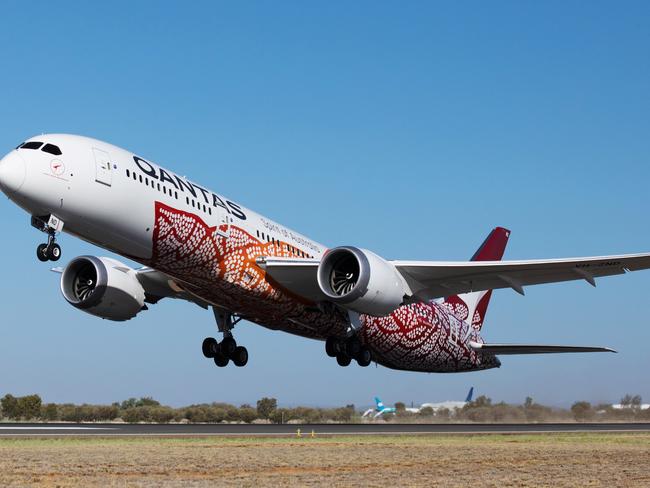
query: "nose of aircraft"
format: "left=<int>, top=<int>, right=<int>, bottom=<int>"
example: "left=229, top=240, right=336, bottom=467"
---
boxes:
left=0, top=151, right=26, bottom=194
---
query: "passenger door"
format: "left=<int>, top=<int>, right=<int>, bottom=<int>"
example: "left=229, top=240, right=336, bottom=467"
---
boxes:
left=93, top=147, right=112, bottom=186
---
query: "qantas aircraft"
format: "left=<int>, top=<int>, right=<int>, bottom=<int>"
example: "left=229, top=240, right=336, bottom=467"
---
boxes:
left=1, top=134, right=649, bottom=372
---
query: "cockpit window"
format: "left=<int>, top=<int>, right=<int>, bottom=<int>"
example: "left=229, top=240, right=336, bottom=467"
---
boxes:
left=20, top=141, right=44, bottom=150
left=42, top=143, right=62, bottom=156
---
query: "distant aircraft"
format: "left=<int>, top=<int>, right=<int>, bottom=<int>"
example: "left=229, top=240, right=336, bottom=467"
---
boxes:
left=419, top=387, right=475, bottom=413
left=2, top=134, right=650, bottom=372
left=611, top=403, right=650, bottom=410
left=363, top=388, right=475, bottom=417
left=362, top=397, right=397, bottom=418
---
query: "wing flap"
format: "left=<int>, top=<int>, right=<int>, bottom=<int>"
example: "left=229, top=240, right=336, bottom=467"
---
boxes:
left=469, top=341, right=616, bottom=355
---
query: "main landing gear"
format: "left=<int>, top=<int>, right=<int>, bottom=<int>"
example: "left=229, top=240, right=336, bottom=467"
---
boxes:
left=325, top=336, right=372, bottom=367
left=32, top=215, right=63, bottom=262
left=202, top=307, right=248, bottom=367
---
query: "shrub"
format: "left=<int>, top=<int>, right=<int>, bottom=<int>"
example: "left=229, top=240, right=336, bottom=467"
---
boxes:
left=571, top=401, right=594, bottom=421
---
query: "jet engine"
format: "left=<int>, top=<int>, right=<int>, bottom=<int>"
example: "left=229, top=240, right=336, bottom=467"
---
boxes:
left=60, top=256, right=146, bottom=321
left=317, top=246, right=409, bottom=317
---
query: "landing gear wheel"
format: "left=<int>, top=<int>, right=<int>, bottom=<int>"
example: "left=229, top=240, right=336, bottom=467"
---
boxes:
left=232, top=346, right=248, bottom=367
left=36, top=244, right=49, bottom=262
left=336, top=353, right=352, bottom=367
left=202, top=337, right=218, bottom=358
left=345, top=338, right=361, bottom=357
left=356, top=347, right=372, bottom=367
left=325, top=337, right=339, bottom=357
left=47, top=243, right=61, bottom=261
left=220, top=336, right=237, bottom=357
left=213, top=352, right=229, bottom=367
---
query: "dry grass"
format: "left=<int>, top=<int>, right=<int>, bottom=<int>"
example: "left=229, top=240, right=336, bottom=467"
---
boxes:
left=0, top=433, right=647, bottom=487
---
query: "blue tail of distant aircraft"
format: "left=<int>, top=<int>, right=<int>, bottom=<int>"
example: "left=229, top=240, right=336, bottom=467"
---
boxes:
left=465, top=387, right=474, bottom=403
left=374, top=397, right=386, bottom=411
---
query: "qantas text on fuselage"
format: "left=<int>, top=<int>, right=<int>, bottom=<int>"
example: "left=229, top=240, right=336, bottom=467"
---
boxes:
left=0, top=134, right=649, bottom=372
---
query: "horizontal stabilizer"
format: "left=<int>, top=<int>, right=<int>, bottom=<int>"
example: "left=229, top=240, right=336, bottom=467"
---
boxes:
left=469, top=341, right=616, bottom=355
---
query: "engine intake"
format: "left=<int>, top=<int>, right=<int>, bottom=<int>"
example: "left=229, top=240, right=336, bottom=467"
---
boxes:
left=317, top=246, right=408, bottom=317
left=61, top=256, right=146, bottom=321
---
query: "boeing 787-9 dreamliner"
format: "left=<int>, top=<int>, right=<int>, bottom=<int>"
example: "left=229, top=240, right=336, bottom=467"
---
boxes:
left=1, top=134, right=649, bottom=372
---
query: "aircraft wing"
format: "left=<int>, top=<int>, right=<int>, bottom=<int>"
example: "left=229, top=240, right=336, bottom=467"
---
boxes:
left=258, top=253, right=650, bottom=302
left=134, top=267, right=211, bottom=308
left=469, top=341, right=615, bottom=355
left=393, top=253, right=650, bottom=300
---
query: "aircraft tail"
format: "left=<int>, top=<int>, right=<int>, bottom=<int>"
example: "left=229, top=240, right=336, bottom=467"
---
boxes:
left=442, top=227, right=510, bottom=331
left=374, top=397, right=385, bottom=411
left=465, top=387, right=474, bottom=403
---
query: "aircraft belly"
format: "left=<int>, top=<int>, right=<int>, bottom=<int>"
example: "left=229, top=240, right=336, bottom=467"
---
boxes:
left=361, top=302, right=501, bottom=373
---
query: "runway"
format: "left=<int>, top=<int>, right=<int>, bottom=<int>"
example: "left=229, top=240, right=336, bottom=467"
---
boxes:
left=0, top=422, right=648, bottom=436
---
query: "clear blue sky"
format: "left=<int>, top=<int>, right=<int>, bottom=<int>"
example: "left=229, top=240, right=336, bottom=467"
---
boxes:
left=0, top=1, right=648, bottom=409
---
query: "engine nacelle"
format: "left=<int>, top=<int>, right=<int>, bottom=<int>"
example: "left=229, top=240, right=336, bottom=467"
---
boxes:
left=60, top=256, right=146, bottom=321
left=317, top=246, right=409, bottom=317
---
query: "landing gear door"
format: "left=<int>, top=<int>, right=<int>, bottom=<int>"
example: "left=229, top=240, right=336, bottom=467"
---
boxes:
left=93, top=148, right=112, bottom=186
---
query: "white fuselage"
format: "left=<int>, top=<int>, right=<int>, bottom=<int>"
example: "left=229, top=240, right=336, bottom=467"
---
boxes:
left=0, top=134, right=500, bottom=373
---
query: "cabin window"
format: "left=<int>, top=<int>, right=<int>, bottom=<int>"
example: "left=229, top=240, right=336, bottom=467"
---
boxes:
left=126, top=169, right=130, bottom=178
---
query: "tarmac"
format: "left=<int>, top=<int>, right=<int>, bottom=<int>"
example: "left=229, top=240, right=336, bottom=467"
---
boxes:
left=0, top=422, right=648, bottom=436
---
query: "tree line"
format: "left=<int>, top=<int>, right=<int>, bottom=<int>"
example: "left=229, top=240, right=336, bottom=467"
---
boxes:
left=0, top=394, right=355, bottom=424
left=0, top=393, right=647, bottom=423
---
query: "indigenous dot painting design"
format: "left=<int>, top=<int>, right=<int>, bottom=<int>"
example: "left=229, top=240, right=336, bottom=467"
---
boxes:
left=147, top=202, right=500, bottom=373
left=147, top=202, right=349, bottom=340
left=360, top=302, right=499, bottom=373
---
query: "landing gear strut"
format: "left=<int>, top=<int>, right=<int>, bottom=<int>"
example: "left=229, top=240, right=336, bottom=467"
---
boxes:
left=326, top=336, right=372, bottom=367
left=32, top=215, right=63, bottom=262
left=202, top=307, right=249, bottom=367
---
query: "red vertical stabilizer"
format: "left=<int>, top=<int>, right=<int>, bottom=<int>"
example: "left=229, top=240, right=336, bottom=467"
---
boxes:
left=442, top=227, right=510, bottom=330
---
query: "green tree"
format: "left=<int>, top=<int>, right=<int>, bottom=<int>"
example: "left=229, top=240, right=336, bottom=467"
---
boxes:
left=620, top=394, right=633, bottom=406
left=571, top=401, right=594, bottom=421
left=16, top=395, right=42, bottom=420
left=41, top=403, right=59, bottom=421
left=136, top=397, right=160, bottom=407
left=1, top=394, right=19, bottom=419
left=394, top=402, right=406, bottom=413
left=471, top=395, right=492, bottom=408
left=256, top=397, right=277, bottom=419
left=238, top=407, right=258, bottom=423
left=418, top=406, right=434, bottom=417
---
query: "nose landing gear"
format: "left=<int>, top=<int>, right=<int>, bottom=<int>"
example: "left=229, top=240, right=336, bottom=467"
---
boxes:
left=202, top=307, right=249, bottom=367
left=32, top=215, right=64, bottom=262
